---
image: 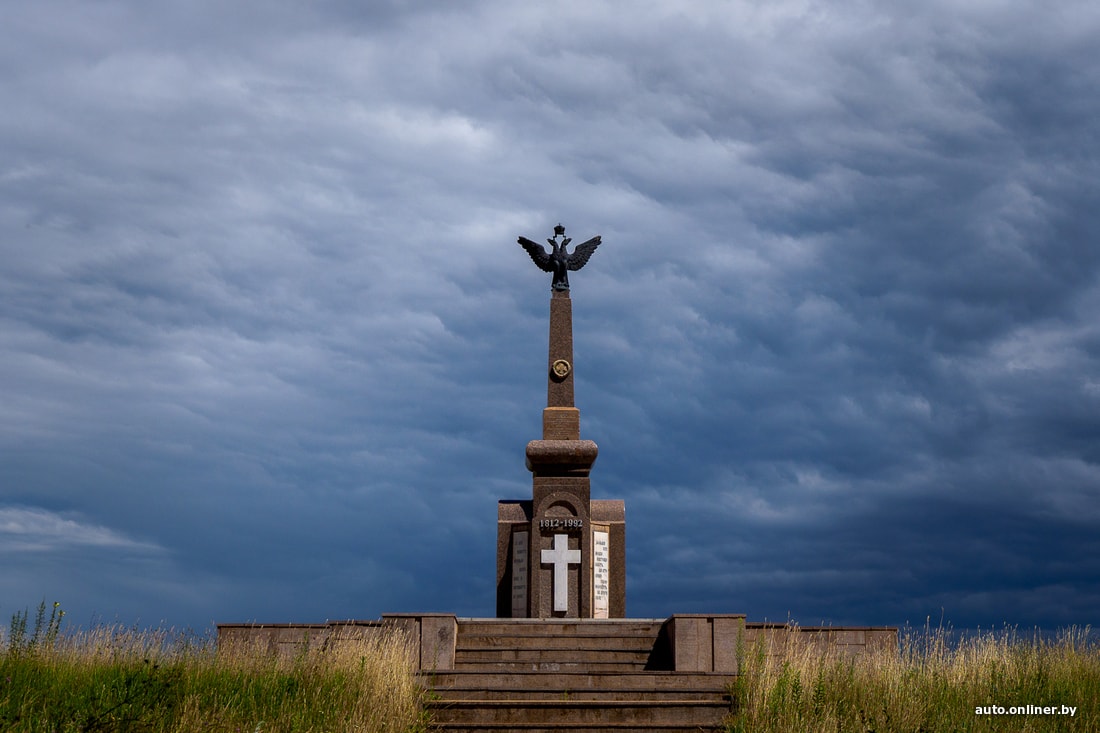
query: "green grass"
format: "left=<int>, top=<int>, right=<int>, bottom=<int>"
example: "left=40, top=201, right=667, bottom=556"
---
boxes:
left=728, top=622, right=1100, bottom=732
left=1, top=602, right=427, bottom=732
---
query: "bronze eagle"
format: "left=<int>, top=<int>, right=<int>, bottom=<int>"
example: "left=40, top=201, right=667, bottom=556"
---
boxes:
left=517, top=224, right=602, bottom=291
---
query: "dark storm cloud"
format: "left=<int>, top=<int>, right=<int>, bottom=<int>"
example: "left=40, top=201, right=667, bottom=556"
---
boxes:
left=1, top=0, right=1098, bottom=631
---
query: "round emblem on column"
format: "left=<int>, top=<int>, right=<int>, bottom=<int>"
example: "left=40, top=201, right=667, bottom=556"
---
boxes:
left=550, top=359, right=572, bottom=381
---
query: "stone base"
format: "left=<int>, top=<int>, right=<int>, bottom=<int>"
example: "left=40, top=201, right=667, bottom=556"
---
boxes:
left=497, top=498, right=625, bottom=618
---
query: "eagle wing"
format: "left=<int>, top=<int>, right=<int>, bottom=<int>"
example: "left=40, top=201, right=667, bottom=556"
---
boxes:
left=566, top=235, right=601, bottom=271
left=518, top=236, right=553, bottom=272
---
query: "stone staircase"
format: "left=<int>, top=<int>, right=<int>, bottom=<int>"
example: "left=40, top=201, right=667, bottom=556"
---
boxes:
left=418, top=618, right=736, bottom=733
left=217, top=614, right=897, bottom=732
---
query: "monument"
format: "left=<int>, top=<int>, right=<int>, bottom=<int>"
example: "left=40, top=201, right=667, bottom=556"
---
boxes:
left=496, top=225, right=626, bottom=618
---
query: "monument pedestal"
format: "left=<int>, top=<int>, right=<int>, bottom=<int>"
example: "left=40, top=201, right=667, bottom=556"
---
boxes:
left=497, top=497, right=625, bottom=619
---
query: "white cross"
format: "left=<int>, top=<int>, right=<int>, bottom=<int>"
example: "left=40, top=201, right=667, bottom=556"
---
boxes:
left=541, top=533, right=581, bottom=612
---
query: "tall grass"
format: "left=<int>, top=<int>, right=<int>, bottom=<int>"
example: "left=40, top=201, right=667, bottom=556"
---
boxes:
left=1, top=602, right=427, bottom=732
left=729, top=622, right=1100, bottom=732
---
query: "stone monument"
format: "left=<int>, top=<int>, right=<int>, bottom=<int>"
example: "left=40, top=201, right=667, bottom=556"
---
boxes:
left=218, top=224, right=898, bottom=729
left=496, top=225, right=626, bottom=618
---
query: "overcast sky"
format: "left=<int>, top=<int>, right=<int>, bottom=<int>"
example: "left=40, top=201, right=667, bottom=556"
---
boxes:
left=2, top=0, right=1098, bottom=635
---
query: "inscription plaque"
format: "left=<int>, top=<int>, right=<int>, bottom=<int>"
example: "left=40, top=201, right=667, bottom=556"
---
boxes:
left=593, top=529, right=609, bottom=619
left=511, top=530, right=528, bottom=617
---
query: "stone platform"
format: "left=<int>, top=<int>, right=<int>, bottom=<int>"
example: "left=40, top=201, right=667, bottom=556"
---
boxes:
left=218, top=615, right=897, bottom=732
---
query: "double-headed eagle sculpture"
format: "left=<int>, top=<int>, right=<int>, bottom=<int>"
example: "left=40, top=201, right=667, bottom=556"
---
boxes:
left=518, top=224, right=602, bottom=291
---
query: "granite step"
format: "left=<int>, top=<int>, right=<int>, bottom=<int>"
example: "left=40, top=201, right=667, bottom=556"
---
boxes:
left=425, top=698, right=732, bottom=729
left=433, top=688, right=729, bottom=702
left=428, top=728, right=726, bottom=733
left=458, top=633, right=657, bottom=651
left=456, top=648, right=650, bottom=664
left=450, top=660, right=654, bottom=673
left=457, top=620, right=665, bottom=638
left=426, top=728, right=726, bottom=733
left=423, top=670, right=731, bottom=692
left=421, top=670, right=733, bottom=732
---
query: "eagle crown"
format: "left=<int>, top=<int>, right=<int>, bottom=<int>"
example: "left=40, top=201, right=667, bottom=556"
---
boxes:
left=548, top=226, right=572, bottom=251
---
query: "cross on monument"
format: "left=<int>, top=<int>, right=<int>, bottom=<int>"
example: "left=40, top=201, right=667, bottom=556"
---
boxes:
left=541, top=533, right=581, bottom=612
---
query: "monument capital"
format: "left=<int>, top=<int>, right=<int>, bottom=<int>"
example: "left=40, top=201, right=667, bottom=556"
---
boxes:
left=525, top=439, right=598, bottom=475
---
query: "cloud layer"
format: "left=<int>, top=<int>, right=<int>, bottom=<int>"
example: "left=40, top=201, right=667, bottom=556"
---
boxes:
left=2, top=0, right=1098, bottom=631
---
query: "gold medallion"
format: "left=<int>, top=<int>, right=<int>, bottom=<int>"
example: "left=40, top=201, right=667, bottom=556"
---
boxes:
left=551, top=359, right=572, bottom=380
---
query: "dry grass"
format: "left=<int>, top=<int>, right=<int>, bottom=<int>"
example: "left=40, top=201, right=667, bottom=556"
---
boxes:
left=728, top=623, right=1100, bottom=732
left=1, top=603, right=426, bottom=732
